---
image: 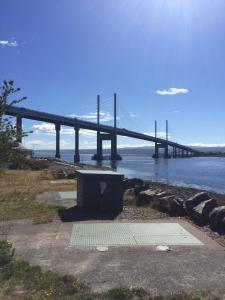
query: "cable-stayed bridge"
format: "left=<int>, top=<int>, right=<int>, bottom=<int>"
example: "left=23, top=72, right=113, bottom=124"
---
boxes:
left=6, top=98, right=199, bottom=162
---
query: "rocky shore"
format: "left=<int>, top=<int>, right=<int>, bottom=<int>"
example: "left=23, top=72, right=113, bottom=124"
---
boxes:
left=123, top=177, right=225, bottom=246
left=38, top=157, right=225, bottom=245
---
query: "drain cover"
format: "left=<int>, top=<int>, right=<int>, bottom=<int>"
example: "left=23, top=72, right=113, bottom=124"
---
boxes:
left=69, top=223, right=203, bottom=247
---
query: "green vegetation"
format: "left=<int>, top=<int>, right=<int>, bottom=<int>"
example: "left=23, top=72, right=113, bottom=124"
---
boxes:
left=0, top=240, right=224, bottom=300
left=0, top=80, right=29, bottom=171
left=0, top=240, right=91, bottom=299
left=0, top=170, right=76, bottom=224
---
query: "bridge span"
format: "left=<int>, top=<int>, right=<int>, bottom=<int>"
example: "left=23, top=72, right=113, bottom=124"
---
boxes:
left=5, top=105, right=199, bottom=162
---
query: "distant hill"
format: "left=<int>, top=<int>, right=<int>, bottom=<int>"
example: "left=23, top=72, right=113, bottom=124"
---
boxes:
left=191, top=146, right=225, bottom=153
left=34, top=146, right=225, bottom=155
left=79, top=146, right=225, bottom=154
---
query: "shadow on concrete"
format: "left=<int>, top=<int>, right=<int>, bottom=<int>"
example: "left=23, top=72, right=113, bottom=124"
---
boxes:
left=58, top=206, right=121, bottom=222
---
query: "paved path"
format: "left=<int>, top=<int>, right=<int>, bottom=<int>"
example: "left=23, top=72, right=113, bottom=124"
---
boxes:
left=2, top=218, right=225, bottom=295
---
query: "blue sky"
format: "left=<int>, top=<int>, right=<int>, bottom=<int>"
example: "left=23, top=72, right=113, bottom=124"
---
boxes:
left=1, top=0, right=225, bottom=149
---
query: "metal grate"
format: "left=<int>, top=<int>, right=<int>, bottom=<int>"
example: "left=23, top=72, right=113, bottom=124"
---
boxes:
left=69, top=223, right=203, bottom=247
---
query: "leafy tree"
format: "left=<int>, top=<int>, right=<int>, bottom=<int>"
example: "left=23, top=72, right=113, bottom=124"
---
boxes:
left=0, top=80, right=27, bottom=169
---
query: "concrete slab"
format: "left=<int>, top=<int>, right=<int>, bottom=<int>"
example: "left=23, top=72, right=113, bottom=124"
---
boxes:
left=36, top=191, right=76, bottom=208
left=70, top=223, right=202, bottom=247
left=59, top=191, right=77, bottom=200
left=50, top=179, right=75, bottom=184
left=3, top=219, right=225, bottom=295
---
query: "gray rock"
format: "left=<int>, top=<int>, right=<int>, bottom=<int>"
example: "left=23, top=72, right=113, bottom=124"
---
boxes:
left=192, top=199, right=218, bottom=226
left=184, top=192, right=211, bottom=215
left=138, top=189, right=158, bottom=205
left=176, top=197, right=186, bottom=207
left=156, top=191, right=172, bottom=198
left=209, top=206, right=225, bottom=232
left=123, top=178, right=144, bottom=190
left=133, top=184, right=150, bottom=196
left=55, top=169, right=67, bottom=179
left=158, top=196, right=186, bottom=216
left=66, top=171, right=76, bottom=179
left=157, top=195, right=175, bottom=213
left=172, top=198, right=187, bottom=217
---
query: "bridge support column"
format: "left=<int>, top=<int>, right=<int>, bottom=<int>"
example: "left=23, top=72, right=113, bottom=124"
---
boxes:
left=111, top=133, right=118, bottom=160
left=16, top=115, right=22, bottom=143
left=74, top=125, right=80, bottom=163
left=179, top=149, right=182, bottom=157
left=92, top=132, right=103, bottom=161
left=172, top=146, right=176, bottom=158
left=92, top=133, right=121, bottom=161
left=97, top=132, right=103, bottom=160
left=182, top=149, right=185, bottom=158
left=55, top=124, right=61, bottom=159
left=154, top=143, right=159, bottom=158
left=164, top=144, right=170, bottom=159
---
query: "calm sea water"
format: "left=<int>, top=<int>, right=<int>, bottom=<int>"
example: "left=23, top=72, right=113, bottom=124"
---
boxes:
left=34, top=150, right=225, bottom=194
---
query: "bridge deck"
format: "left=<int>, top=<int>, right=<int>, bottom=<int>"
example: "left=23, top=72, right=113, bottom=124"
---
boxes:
left=6, top=106, right=199, bottom=154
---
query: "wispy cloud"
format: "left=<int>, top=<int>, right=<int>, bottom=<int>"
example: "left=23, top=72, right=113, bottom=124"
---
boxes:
left=156, top=88, right=189, bottom=95
left=186, top=143, right=225, bottom=147
left=129, top=112, right=140, bottom=118
left=0, top=40, right=18, bottom=48
left=143, top=131, right=171, bottom=139
left=80, top=129, right=96, bottom=137
left=32, top=123, right=96, bottom=137
left=23, top=139, right=70, bottom=150
left=174, top=110, right=180, bottom=113
left=33, top=123, right=65, bottom=136
left=71, top=111, right=119, bottom=123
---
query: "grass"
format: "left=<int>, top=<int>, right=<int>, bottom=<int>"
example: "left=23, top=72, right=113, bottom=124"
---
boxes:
left=0, top=170, right=76, bottom=224
left=0, top=240, right=224, bottom=300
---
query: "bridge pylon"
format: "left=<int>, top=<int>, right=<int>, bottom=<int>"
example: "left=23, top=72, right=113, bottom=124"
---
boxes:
left=92, top=132, right=122, bottom=161
left=92, top=93, right=121, bottom=161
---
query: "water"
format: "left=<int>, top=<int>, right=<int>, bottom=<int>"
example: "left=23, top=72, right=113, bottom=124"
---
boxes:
left=34, top=150, right=225, bottom=194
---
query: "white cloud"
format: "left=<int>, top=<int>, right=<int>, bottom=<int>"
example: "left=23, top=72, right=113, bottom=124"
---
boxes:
left=32, top=123, right=96, bottom=137
left=143, top=131, right=171, bottom=139
left=0, top=40, right=18, bottom=48
left=129, top=112, right=140, bottom=118
left=24, top=139, right=53, bottom=148
left=33, top=123, right=58, bottom=136
left=80, top=129, right=96, bottom=137
left=174, top=110, right=180, bottom=113
left=186, top=143, right=225, bottom=148
left=156, top=88, right=189, bottom=95
left=117, top=143, right=151, bottom=148
left=71, top=111, right=119, bottom=123
left=23, top=139, right=70, bottom=150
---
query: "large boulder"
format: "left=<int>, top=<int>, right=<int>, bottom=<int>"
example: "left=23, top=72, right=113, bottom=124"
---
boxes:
left=172, top=198, right=187, bottom=217
left=123, top=178, right=144, bottom=190
left=184, top=192, right=211, bottom=215
left=66, top=171, right=76, bottom=179
left=133, top=184, right=150, bottom=196
left=209, top=206, right=225, bottom=232
left=192, top=199, right=218, bottom=226
left=123, top=184, right=149, bottom=206
left=155, top=191, right=172, bottom=199
left=157, top=196, right=186, bottom=216
left=157, top=195, right=175, bottom=213
left=54, top=169, right=67, bottom=179
left=137, top=188, right=158, bottom=205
